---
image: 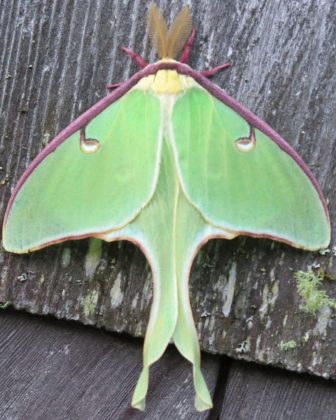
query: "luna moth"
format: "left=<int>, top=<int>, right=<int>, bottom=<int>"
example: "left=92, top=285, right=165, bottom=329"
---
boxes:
left=2, top=4, right=331, bottom=412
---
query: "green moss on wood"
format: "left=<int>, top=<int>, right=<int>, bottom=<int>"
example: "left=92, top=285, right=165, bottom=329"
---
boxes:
left=280, top=340, right=297, bottom=351
left=294, top=269, right=336, bottom=315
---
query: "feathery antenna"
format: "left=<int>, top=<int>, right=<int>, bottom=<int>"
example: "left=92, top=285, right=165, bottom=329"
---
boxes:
left=147, top=4, right=193, bottom=59
left=147, top=4, right=169, bottom=58
left=167, top=7, right=192, bottom=59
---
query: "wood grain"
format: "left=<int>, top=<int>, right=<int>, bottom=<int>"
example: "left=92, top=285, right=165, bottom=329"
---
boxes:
left=0, top=0, right=335, bottom=382
left=0, top=310, right=220, bottom=419
left=0, top=311, right=333, bottom=419
left=220, top=360, right=336, bottom=420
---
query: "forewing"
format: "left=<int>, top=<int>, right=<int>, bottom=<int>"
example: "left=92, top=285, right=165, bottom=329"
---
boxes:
left=171, top=87, right=330, bottom=250
left=3, top=89, right=161, bottom=252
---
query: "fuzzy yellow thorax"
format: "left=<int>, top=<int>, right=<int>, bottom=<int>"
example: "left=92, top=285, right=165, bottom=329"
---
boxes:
left=135, top=68, right=196, bottom=95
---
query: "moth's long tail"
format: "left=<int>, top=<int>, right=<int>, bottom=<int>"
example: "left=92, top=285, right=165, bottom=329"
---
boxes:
left=111, top=139, right=214, bottom=411
left=172, top=248, right=213, bottom=411
left=130, top=191, right=214, bottom=412
left=130, top=236, right=178, bottom=411
left=130, top=230, right=213, bottom=412
left=171, top=189, right=214, bottom=411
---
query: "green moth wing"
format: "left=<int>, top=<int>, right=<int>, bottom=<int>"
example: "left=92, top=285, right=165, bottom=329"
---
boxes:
left=3, top=89, right=161, bottom=252
left=171, top=87, right=330, bottom=250
left=2, top=3, right=331, bottom=414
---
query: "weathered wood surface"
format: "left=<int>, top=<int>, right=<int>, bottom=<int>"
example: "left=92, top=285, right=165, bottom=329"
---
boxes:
left=220, top=360, right=336, bottom=420
left=0, top=311, right=335, bottom=420
left=0, top=310, right=220, bottom=419
left=0, top=0, right=335, bottom=382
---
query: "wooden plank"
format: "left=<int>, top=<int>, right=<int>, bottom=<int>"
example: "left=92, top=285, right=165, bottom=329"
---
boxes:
left=0, top=0, right=335, bottom=381
left=220, top=360, right=336, bottom=420
left=0, top=310, right=220, bottom=419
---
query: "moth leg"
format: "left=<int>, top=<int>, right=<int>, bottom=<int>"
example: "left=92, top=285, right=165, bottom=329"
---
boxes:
left=106, top=82, right=122, bottom=91
left=106, top=47, right=148, bottom=90
left=121, top=47, right=148, bottom=68
left=201, top=62, right=232, bottom=78
left=179, top=29, right=196, bottom=64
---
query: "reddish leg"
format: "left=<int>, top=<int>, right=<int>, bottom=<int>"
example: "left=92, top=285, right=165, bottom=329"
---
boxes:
left=121, top=47, right=148, bottom=68
left=180, top=29, right=196, bottom=64
left=106, top=82, right=122, bottom=91
left=106, top=47, right=148, bottom=91
left=201, top=62, right=232, bottom=78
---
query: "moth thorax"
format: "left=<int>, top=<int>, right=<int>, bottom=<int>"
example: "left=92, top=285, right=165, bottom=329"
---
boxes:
left=135, top=70, right=196, bottom=94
